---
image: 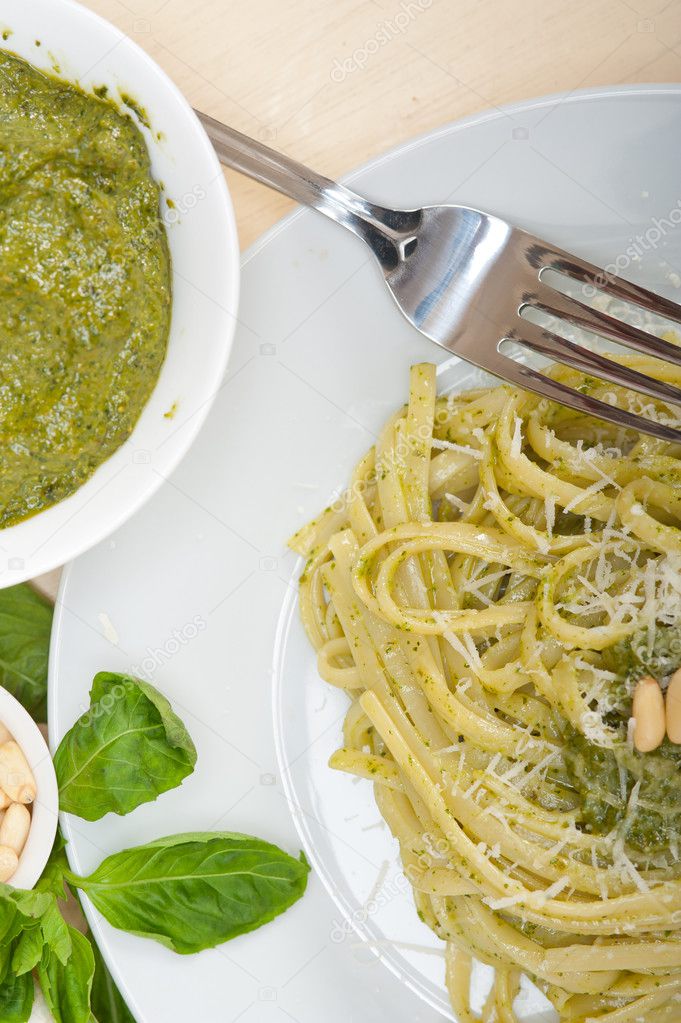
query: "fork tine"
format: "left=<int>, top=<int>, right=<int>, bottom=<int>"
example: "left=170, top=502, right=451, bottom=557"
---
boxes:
left=523, top=233, right=681, bottom=326
left=510, top=319, right=681, bottom=407
left=482, top=349, right=681, bottom=444
left=526, top=282, right=681, bottom=367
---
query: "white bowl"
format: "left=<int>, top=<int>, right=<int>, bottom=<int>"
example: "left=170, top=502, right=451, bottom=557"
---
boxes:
left=0, top=0, right=240, bottom=587
left=0, top=688, right=58, bottom=890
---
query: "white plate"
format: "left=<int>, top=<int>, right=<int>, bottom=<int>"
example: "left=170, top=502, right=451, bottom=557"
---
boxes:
left=0, top=0, right=239, bottom=585
left=50, top=85, right=681, bottom=1023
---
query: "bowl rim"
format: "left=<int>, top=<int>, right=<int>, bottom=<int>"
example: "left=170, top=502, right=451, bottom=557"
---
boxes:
left=0, top=687, right=59, bottom=890
left=0, top=0, right=240, bottom=585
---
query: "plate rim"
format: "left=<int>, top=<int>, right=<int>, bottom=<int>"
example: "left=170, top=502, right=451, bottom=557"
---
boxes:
left=244, top=80, right=681, bottom=265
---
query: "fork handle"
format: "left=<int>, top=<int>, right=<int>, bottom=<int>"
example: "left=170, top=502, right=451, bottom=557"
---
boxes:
left=196, top=111, right=418, bottom=271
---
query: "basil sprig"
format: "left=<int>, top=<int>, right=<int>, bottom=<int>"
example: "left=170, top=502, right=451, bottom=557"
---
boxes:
left=3, top=829, right=308, bottom=1020
left=0, top=584, right=52, bottom=719
left=0, top=886, right=70, bottom=1023
left=38, top=926, right=94, bottom=1023
left=54, top=672, right=197, bottom=820
left=68, top=832, right=310, bottom=954
left=0, top=830, right=308, bottom=1021
left=0, top=970, right=33, bottom=1022
left=0, top=663, right=311, bottom=1022
left=0, top=830, right=306, bottom=1023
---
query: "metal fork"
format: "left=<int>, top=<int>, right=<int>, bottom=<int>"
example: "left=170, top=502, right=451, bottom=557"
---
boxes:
left=198, top=111, right=681, bottom=443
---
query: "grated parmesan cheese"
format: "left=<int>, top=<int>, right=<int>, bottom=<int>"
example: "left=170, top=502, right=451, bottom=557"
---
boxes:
left=431, top=438, right=482, bottom=459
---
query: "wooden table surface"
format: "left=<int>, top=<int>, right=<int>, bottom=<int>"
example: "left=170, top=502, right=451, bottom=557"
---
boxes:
left=34, top=0, right=681, bottom=604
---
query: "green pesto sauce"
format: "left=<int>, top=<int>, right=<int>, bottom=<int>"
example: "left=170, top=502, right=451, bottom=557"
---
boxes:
left=119, top=92, right=151, bottom=129
left=602, top=624, right=681, bottom=683
left=0, top=51, right=171, bottom=527
left=565, top=731, right=681, bottom=853
left=566, top=626, right=681, bottom=853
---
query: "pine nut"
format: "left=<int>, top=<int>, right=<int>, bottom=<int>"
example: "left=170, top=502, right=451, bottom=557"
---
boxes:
left=633, top=676, right=665, bottom=753
left=0, top=845, right=18, bottom=883
left=0, top=742, right=36, bottom=804
left=0, top=804, right=30, bottom=858
left=666, top=667, right=681, bottom=744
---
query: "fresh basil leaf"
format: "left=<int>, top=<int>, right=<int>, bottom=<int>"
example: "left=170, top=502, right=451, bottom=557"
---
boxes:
left=11, top=885, right=71, bottom=975
left=34, top=834, right=154, bottom=1021
left=39, top=900, right=72, bottom=966
left=88, top=933, right=134, bottom=1023
left=37, top=830, right=70, bottom=900
left=0, top=967, right=33, bottom=1023
left=70, top=832, right=310, bottom=954
left=0, top=939, right=13, bottom=983
left=0, top=886, right=52, bottom=950
left=0, top=887, right=50, bottom=982
left=0, top=583, right=52, bottom=719
left=10, top=889, right=53, bottom=921
left=54, top=672, right=197, bottom=821
left=0, top=896, right=20, bottom=947
left=38, top=925, right=94, bottom=1023
left=12, top=925, right=43, bottom=976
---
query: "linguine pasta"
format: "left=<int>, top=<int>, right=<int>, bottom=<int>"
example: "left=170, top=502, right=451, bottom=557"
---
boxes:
left=290, top=357, right=681, bottom=1022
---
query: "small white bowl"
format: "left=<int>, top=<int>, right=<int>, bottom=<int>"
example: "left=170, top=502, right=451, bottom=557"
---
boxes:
left=0, top=688, right=58, bottom=890
left=0, top=0, right=240, bottom=586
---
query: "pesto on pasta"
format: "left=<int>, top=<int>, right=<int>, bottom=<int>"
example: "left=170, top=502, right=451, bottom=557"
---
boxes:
left=290, top=357, right=681, bottom=1023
